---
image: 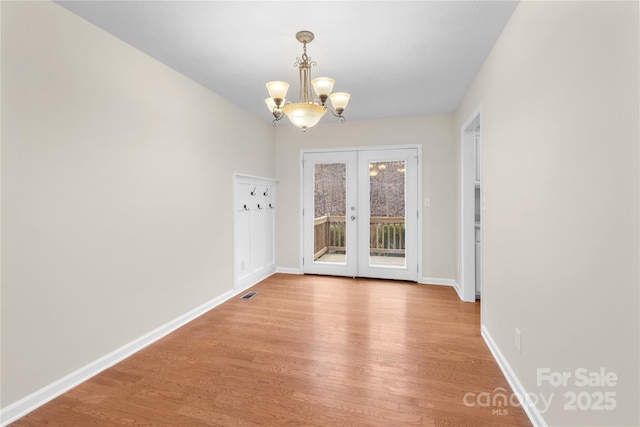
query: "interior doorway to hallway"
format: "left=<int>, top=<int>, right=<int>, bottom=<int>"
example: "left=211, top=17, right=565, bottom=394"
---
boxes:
left=461, top=109, right=483, bottom=302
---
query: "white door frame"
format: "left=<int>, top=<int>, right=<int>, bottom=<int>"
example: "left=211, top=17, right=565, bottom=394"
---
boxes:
left=357, top=149, right=419, bottom=281
left=460, top=107, right=481, bottom=302
left=299, top=145, right=423, bottom=280
left=301, top=151, right=358, bottom=277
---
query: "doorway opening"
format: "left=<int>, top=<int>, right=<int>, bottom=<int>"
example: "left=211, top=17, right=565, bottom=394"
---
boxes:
left=302, top=147, right=420, bottom=281
left=461, top=109, right=482, bottom=302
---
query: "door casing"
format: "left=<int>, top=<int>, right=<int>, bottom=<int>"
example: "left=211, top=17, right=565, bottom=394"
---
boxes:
left=300, top=145, right=422, bottom=281
left=460, top=107, right=482, bottom=302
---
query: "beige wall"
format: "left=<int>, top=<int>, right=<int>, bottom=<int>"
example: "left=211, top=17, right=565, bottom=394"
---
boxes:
left=274, top=115, right=457, bottom=281
left=3, top=1, right=638, bottom=425
left=1, top=1, right=274, bottom=407
left=455, top=1, right=639, bottom=425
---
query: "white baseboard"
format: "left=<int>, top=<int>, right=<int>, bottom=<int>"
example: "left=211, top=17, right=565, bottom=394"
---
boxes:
left=453, top=280, right=464, bottom=300
left=481, top=325, right=547, bottom=427
left=235, top=266, right=276, bottom=291
left=0, top=286, right=250, bottom=426
left=276, top=266, right=302, bottom=274
left=423, top=278, right=466, bottom=301
left=420, top=277, right=456, bottom=287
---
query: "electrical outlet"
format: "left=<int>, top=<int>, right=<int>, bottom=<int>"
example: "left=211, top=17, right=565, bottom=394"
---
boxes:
left=515, top=328, right=521, bottom=353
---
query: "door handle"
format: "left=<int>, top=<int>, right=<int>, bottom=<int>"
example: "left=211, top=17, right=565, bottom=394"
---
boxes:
left=351, top=215, right=356, bottom=221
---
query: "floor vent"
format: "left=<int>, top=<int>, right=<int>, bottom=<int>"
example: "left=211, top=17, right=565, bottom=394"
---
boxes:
left=241, top=291, right=259, bottom=300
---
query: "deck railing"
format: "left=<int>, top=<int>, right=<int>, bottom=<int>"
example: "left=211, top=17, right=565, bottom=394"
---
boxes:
left=313, top=216, right=405, bottom=260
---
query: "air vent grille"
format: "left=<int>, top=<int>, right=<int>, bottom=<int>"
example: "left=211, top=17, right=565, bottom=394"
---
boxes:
left=240, top=291, right=259, bottom=300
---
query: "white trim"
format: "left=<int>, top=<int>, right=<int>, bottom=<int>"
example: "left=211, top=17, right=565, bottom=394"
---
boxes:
left=232, top=173, right=280, bottom=183
left=420, top=277, right=456, bottom=287
left=357, top=149, right=419, bottom=281
left=420, top=278, right=467, bottom=302
left=302, top=144, right=422, bottom=154
left=276, top=266, right=302, bottom=274
left=481, top=325, right=548, bottom=427
left=460, top=105, right=483, bottom=140
left=233, top=174, right=278, bottom=290
left=300, top=145, right=423, bottom=282
left=0, top=283, right=260, bottom=426
left=453, top=279, right=464, bottom=300
left=298, top=150, right=305, bottom=274
left=460, top=106, right=482, bottom=303
left=235, top=268, right=276, bottom=293
left=302, top=151, right=359, bottom=277
left=416, top=145, right=423, bottom=282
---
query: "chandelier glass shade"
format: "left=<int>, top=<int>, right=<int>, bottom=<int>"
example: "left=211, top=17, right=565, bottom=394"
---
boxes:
left=282, top=103, right=326, bottom=129
left=265, top=31, right=350, bottom=131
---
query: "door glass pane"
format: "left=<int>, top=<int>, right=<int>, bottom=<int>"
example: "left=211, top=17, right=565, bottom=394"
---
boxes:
left=314, top=163, right=346, bottom=264
left=369, top=160, right=406, bottom=267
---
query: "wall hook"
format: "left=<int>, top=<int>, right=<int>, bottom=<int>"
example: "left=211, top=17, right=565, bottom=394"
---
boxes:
left=263, top=188, right=269, bottom=196
left=250, top=187, right=257, bottom=196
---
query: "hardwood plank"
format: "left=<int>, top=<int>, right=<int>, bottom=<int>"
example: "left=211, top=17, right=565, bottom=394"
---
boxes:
left=10, top=274, right=531, bottom=426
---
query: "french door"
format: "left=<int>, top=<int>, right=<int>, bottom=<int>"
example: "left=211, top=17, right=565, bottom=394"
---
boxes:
left=302, top=148, right=418, bottom=281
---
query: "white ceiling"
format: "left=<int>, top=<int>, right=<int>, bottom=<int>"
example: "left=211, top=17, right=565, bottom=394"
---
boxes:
left=55, top=1, right=519, bottom=123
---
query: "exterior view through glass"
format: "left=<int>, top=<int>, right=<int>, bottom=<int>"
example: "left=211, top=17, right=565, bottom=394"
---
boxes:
left=313, top=163, right=347, bottom=264
left=312, top=160, right=407, bottom=267
left=368, top=161, right=406, bottom=267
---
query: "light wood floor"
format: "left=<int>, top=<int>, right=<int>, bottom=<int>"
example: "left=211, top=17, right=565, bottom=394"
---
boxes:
left=11, top=274, right=531, bottom=426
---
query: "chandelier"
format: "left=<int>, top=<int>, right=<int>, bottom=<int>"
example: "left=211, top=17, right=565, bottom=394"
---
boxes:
left=265, top=31, right=350, bottom=131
